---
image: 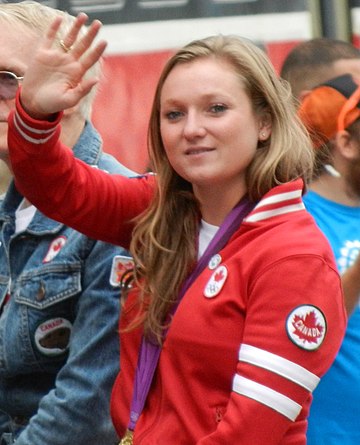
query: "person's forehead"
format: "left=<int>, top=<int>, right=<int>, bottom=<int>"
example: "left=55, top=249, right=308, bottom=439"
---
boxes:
left=332, top=58, right=360, bottom=82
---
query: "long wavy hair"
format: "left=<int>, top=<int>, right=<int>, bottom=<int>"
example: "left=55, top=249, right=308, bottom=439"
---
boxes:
left=129, top=35, right=314, bottom=343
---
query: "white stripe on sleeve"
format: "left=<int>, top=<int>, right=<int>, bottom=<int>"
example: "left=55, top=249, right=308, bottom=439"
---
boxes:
left=232, top=374, right=302, bottom=421
left=14, top=112, right=57, bottom=144
left=239, top=344, right=320, bottom=391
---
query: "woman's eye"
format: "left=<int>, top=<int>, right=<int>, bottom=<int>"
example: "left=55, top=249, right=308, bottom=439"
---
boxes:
left=210, top=104, right=227, bottom=114
left=165, top=110, right=183, bottom=121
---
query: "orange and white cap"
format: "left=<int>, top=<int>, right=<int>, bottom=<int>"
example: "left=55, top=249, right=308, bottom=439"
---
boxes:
left=299, top=74, right=360, bottom=148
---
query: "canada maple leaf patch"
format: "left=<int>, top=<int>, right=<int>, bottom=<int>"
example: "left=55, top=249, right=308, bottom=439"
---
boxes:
left=214, top=269, right=225, bottom=282
left=204, top=265, right=228, bottom=298
left=109, top=255, right=134, bottom=287
left=43, top=236, right=67, bottom=263
left=286, top=305, right=327, bottom=350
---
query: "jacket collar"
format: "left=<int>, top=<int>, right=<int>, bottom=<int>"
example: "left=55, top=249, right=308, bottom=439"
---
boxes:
left=0, top=122, right=102, bottom=234
left=244, top=178, right=305, bottom=223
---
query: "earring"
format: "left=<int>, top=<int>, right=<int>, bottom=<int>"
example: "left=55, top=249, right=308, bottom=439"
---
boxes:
left=260, top=132, right=266, bottom=138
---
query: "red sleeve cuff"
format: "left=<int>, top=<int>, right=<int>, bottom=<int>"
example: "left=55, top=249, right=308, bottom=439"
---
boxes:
left=12, top=87, right=64, bottom=145
left=16, top=87, right=63, bottom=129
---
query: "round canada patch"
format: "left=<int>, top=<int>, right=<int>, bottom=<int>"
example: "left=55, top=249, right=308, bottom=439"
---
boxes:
left=204, top=265, right=228, bottom=298
left=286, top=305, right=327, bottom=351
left=35, top=318, right=72, bottom=356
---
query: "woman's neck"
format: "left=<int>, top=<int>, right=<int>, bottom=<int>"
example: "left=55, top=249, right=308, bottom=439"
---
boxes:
left=195, top=185, right=247, bottom=226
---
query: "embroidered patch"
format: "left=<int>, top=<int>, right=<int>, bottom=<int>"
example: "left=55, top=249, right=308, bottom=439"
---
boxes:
left=110, top=255, right=134, bottom=287
left=286, top=305, right=327, bottom=351
left=35, top=318, right=72, bottom=356
left=208, top=254, right=222, bottom=270
left=204, top=265, right=228, bottom=298
left=43, top=236, right=67, bottom=263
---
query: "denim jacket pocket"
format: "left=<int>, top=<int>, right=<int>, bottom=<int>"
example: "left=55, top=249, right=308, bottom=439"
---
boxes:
left=7, top=263, right=82, bottom=371
left=13, top=263, right=81, bottom=310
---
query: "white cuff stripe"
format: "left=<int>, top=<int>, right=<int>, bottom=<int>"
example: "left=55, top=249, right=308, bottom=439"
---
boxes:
left=15, top=112, right=57, bottom=135
left=245, top=203, right=305, bottom=222
left=233, top=374, right=302, bottom=421
left=255, top=190, right=302, bottom=208
left=14, top=113, right=57, bottom=145
left=239, top=344, right=320, bottom=391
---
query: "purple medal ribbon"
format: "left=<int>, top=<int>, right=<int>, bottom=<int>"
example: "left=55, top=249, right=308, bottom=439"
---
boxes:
left=127, top=195, right=255, bottom=432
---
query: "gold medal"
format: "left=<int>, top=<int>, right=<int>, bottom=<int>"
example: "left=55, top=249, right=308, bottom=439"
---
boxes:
left=119, top=429, right=134, bottom=445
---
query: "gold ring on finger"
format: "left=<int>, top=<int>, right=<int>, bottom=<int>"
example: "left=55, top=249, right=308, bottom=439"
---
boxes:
left=59, top=39, right=73, bottom=53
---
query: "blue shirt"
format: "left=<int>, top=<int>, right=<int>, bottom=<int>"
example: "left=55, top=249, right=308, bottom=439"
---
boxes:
left=0, top=122, right=135, bottom=445
left=304, top=190, right=360, bottom=445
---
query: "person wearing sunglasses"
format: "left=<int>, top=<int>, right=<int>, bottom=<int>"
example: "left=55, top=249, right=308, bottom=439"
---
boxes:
left=281, top=40, right=360, bottom=445
left=0, top=2, right=135, bottom=445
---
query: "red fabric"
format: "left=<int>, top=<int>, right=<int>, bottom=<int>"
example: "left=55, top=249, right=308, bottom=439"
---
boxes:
left=92, top=51, right=174, bottom=173
left=265, top=40, right=302, bottom=75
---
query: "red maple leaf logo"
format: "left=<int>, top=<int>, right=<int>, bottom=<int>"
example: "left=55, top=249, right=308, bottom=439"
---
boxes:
left=53, top=241, right=62, bottom=251
left=214, top=269, right=225, bottom=282
left=292, top=310, right=324, bottom=344
left=116, top=261, right=133, bottom=281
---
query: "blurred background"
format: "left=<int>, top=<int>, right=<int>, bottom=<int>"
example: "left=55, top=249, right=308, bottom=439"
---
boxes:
left=1, top=0, right=359, bottom=176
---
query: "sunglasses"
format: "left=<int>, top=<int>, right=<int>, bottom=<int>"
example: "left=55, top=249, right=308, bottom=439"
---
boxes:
left=0, top=71, right=24, bottom=100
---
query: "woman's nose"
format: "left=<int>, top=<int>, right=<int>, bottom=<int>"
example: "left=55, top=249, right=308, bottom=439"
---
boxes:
left=183, top=112, right=206, bottom=139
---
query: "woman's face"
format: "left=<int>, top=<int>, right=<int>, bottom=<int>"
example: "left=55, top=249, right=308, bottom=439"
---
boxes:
left=159, top=57, right=270, bottom=199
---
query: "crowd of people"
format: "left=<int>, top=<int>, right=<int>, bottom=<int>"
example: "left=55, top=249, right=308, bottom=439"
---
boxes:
left=0, top=1, right=358, bottom=444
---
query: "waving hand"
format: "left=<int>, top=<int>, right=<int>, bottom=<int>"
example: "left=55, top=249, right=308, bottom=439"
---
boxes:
left=20, top=13, right=107, bottom=119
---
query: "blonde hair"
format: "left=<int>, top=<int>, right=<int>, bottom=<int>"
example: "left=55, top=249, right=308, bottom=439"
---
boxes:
left=0, top=0, right=100, bottom=119
left=130, top=35, right=314, bottom=342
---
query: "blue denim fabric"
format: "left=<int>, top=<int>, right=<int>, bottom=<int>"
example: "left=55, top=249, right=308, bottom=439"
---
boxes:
left=0, top=122, right=134, bottom=445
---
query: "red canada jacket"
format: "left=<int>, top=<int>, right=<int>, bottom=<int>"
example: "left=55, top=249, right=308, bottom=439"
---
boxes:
left=8, top=101, right=347, bottom=445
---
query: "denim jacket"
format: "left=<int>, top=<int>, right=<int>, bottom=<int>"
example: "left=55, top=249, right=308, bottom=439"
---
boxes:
left=0, top=122, right=134, bottom=445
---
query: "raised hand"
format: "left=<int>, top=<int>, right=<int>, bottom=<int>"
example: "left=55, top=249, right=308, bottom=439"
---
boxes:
left=20, top=13, right=107, bottom=119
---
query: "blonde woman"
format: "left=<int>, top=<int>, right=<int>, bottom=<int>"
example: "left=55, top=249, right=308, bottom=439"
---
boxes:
left=8, top=14, right=346, bottom=444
